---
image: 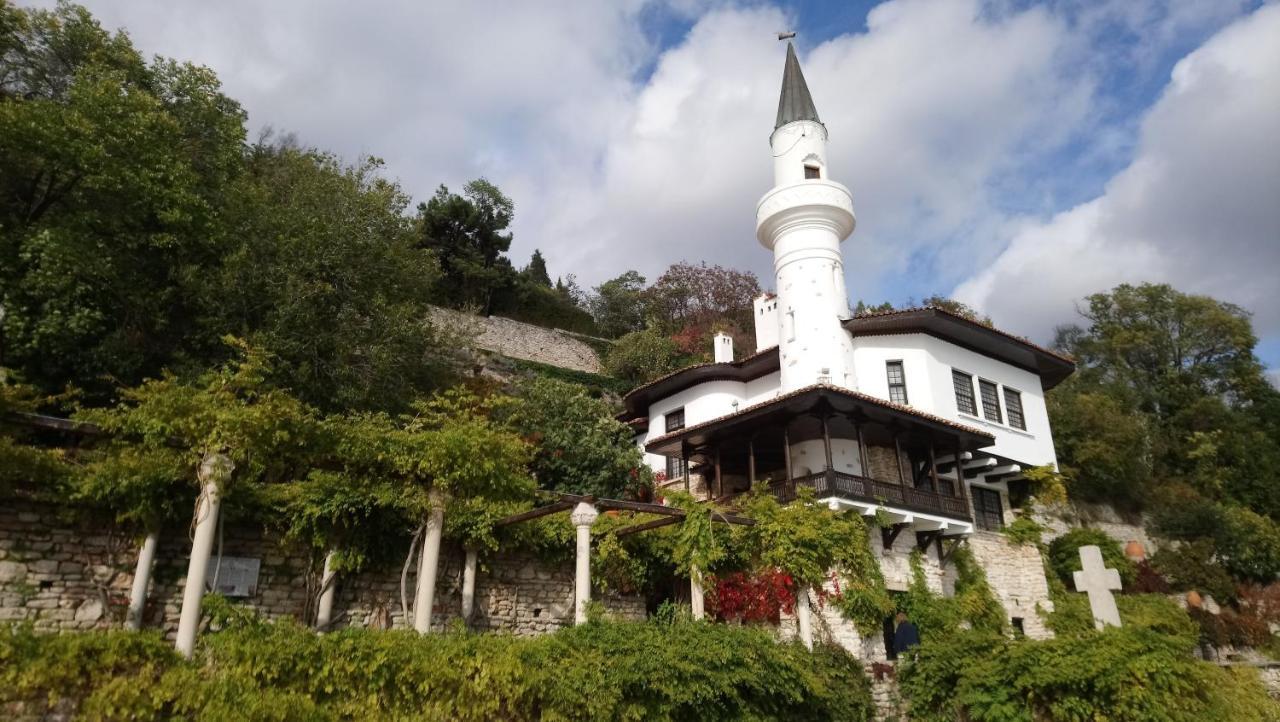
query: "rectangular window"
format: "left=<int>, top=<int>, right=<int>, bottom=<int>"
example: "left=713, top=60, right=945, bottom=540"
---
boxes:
left=952, top=370, right=977, bottom=416
left=665, top=456, right=687, bottom=480
left=885, top=361, right=908, bottom=405
left=665, top=408, right=685, bottom=433
left=1005, top=388, right=1026, bottom=430
left=804, top=165, right=820, bottom=179
left=973, top=486, right=1004, bottom=531
left=978, top=379, right=1002, bottom=423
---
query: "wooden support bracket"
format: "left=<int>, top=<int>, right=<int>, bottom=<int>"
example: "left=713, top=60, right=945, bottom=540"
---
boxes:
left=915, top=530, right=943, bottom=553
left=880, top=522, right=909, bottom=551
left=939, top=537, right=965, bottom=568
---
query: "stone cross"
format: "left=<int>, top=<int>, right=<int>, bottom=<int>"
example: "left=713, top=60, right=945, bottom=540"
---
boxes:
left=1072, top=545, right=1122, bottom=630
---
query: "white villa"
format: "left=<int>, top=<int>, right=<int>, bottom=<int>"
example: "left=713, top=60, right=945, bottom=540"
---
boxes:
left=623, top=42, right=1074, bottom=557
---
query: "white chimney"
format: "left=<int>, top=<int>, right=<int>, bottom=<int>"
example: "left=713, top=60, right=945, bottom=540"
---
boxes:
left=713, top=332, right=735, bottom=363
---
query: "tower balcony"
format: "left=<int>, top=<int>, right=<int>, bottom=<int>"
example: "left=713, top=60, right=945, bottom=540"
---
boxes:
left=755, top=179, right=855, bottom=250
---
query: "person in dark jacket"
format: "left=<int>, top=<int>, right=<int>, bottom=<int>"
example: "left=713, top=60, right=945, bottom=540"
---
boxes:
left=893, top=612, right=920, bottom=656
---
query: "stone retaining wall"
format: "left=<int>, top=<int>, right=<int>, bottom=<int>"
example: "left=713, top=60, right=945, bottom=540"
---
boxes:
left=0, top=499, right=643, bottom=636
left=428, top=306, right=606, bottom=373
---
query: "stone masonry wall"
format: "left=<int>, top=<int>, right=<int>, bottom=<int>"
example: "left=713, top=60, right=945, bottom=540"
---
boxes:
left=0, top=499, right=643, bottom=636
left=429, top=306, right=605, bottom=374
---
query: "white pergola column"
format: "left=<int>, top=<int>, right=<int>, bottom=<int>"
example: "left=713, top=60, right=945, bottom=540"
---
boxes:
left=413, top=488, right=446, bottom=634
left=125, top=530, right=159, bottom=631
left=461, top=546, right=478, bottom=622
left=315, top=549, right=338, bottom=631
left=690, top=566, right=706, bottom=620
left=175, top=452, right=233, bottom=658
left=796, top=586, right=814, bottom=650
left=571, top=502, right=599, bottom=625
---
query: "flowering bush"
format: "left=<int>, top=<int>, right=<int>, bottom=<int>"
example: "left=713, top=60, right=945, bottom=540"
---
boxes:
left=707, top=568, right=797, bottom=624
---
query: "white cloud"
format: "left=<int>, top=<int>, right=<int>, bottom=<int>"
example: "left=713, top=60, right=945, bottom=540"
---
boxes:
left=954, top=3, right=1280, bottom=340
left=23, top=0, right=1273, bottom=351
left=546, top=0, right=1096, bottom=298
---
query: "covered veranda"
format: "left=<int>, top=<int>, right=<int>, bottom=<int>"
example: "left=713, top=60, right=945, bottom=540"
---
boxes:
left=644, top=384, right=996, bottom=538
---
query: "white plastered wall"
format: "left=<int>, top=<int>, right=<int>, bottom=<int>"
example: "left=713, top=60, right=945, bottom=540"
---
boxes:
left=848, top=333, right=1059, bottom=468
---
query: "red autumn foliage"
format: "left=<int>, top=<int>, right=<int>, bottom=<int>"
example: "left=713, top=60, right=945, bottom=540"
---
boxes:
left=707, top=568, right=797, bottom=624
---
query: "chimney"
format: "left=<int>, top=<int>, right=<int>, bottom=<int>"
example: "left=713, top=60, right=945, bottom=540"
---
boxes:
left=713, top=332, right=735, bottom=363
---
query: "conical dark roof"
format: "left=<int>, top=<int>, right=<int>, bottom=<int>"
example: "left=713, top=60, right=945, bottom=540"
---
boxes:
left=775, top=41, right=821, bottom=129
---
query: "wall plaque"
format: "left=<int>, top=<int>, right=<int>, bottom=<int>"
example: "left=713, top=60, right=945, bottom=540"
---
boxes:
left=205, top=556, right=260, bottom=598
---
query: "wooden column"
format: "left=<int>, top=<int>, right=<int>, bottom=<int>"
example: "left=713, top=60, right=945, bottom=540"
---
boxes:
left=893, top=432, right=909, bottom=486
left=955, top=439, right=968, bottom=503
left=681, top=443, right=690, bottom=492
left=714, top=445, right=723, bottom=500
left=856, top=419, right=869, bottom=477
left=821, top=414, right=834, bottom=473
left=783, top=423, right=794, bottom=482
left=748, top=438, right=757, bottom=487
left=928, top=443, right=940, bottom=493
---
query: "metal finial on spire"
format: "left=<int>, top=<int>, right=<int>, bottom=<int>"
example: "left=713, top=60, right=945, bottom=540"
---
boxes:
left=775, top=39, right=821, bottom=130
left=777, top=31, right=796, bottom=40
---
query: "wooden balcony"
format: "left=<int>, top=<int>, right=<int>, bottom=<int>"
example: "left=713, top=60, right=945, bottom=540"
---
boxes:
left=768, top=470, right=972, bottom=522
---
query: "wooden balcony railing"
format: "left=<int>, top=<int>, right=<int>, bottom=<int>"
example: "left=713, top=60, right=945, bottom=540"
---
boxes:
left=768, top=470, right=971, bottom=522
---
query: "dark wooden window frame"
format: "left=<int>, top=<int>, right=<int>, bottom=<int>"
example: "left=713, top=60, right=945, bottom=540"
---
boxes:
left=978, top=378, right=1003, bottom=424
left=973, top=486, right=1004, bottom=531
left=804, top=164, right=821, bottom=179
left=952, top=369, right=977, bottom=416
left=885, top=360, right=908, bottom=405
left=665, top=455, right=687, bottom=481
left=1005, top=387, right=1026, bottom=430
left=665, top=408, right=685, bottom=433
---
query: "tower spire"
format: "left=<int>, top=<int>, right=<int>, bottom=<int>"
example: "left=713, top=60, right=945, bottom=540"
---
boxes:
left=775, top=41, right=821, bottom=130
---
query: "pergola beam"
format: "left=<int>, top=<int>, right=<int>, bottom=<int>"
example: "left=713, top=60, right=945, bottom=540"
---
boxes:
left=493, top=500, right=576, bottom=527
left=613, top=516, right=682, bottom=537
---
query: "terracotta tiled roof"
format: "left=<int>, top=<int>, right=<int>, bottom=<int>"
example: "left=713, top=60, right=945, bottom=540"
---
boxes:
left=643, top=382, right=994, bottom=450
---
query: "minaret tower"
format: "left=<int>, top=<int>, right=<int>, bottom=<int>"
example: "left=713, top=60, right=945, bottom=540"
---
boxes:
left=756, top=41, right=856, bottom=392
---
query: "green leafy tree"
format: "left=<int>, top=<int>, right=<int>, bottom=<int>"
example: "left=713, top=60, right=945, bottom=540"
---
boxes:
left=1047, top=385, right=1152, bottom=508
left=521, top=249, right=551, bottom=287
left=206, top=143, right=450, bottom=413
left=74, top=340, right=320, bottom=530
left=644, top=262, right=760, bottom=355
left=497, top=377, right=650, bottom=498
left=0, top=2, right=246, bottom=398
left=417, top=179, right=516, bottom=315
left=604, top=328, right=685, bottom=386
left=1050, top=283, right=1280, bottom=522
left=588, top=270, right=647, bottom=339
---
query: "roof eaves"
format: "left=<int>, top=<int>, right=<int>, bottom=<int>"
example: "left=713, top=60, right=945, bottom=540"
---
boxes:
left=644, top=383, right=993, bottom=450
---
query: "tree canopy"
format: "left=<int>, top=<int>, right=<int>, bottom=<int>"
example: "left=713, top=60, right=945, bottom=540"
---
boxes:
left=1048, top=282, right=1280, bottom=590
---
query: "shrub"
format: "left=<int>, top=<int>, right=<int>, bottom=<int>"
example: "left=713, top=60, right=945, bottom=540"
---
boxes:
left=1, top=619, right=875, bottom=721
left=1047, top=528, right=1136, bottom=588
left=1045, top=590, right=1197, bottom=643
left=1151, top=539, right=1237, bottom=602
left=899, top=626, right=1280, bottom=722
left=603, top=329, right=686, bottom=385
left=1129, top=559, right=1172, bottom=594
left=1216, top=506, right=1280, bottom=582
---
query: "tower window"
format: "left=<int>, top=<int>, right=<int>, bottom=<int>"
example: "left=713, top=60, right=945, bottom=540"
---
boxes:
left=885, top=361, right=908, bottom=405
left=804, top=165, right=820, bottom=179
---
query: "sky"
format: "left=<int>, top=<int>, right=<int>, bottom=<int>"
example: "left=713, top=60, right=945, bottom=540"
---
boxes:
left=27, top=0, right=1280, bottom=375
